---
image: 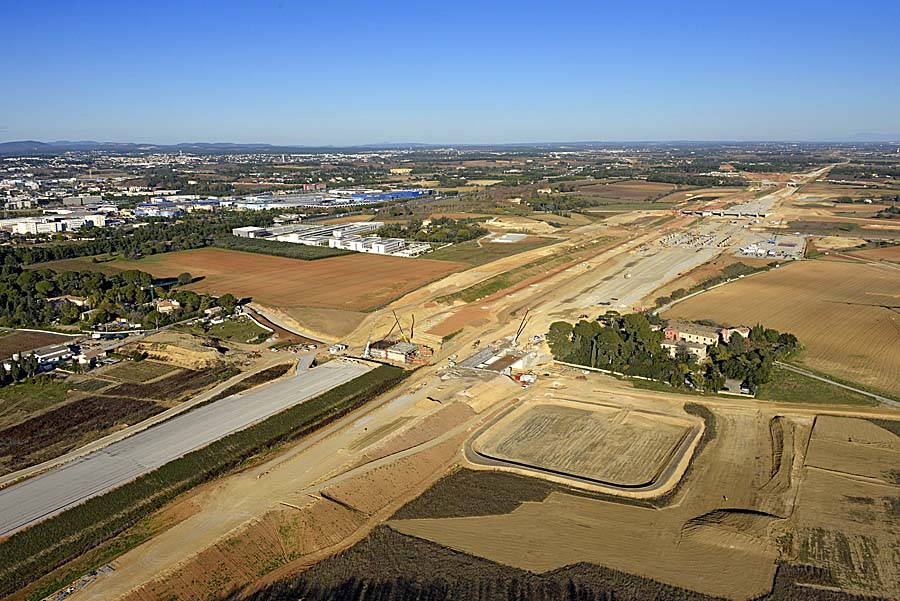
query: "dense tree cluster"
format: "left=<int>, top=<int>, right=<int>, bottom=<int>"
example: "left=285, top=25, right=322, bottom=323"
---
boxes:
left=0, top=265, right=225, bottom=329
left=212, top=236, right=351, bottom=260
left=547, top=313, right=798, bottom=393
left=2, top=211, right=286, bottom=266
left=645, top=172, right=746, bottom=187
left=376, top=217, right=489, bottom=244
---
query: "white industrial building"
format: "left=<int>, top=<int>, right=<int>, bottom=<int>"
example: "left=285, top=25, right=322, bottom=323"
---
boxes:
left=232, top=220, right=432, bottom=257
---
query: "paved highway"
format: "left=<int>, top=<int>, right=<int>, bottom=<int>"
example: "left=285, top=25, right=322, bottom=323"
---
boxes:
left=0, top=358, right=372, bottom=537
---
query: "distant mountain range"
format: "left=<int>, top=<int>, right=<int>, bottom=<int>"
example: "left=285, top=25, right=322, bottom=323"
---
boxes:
left=0, top=137, right=897, bottom=156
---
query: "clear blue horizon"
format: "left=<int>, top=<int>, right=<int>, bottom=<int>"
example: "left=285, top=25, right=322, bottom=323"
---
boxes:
left=3, top=0, right=899, bottom=145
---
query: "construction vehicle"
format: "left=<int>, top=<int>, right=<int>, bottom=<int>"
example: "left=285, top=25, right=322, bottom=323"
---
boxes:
left=512, top=308, right=530, bottom=346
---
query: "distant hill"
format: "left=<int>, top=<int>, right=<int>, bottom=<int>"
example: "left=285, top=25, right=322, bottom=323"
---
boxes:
left=0, top=140, right=55, bottom=154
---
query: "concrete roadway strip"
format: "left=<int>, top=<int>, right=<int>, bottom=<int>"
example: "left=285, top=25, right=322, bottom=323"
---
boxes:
left=774, top=361, right=900, bottom=409
left=0, top=359, right=373, bottom=537
left=0, top=354, right=297, bottom=491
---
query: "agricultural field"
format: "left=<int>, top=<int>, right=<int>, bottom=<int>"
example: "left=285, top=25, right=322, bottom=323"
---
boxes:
left=383, top=400, right=900, bottom=601
left=0, top=378, right=71, bottom=429
left=849, top=243, right=900, bottom=263
left=473, top=401, right=694, bottom=487
left=574, top=180, right=678, bottom=201
left=0, top=329, right=75, bottom=360
left=102, top=360, right=179, bottom=383
left=106, top=248, right=464, bottom=313
left=790, top=416, right=900, bottom=598
left=427, top=236, right=556, bottom=266
left=799, top=181, right=900, bottom=200
left=105, top=366, right=238, bottom=403
left=0, top=395, right=164, bottom=475
left=664, top=258, right=900, bottom=398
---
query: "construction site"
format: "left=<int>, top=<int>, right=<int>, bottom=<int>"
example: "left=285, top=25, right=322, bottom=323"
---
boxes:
left=4, top=160, right=900, bottom=601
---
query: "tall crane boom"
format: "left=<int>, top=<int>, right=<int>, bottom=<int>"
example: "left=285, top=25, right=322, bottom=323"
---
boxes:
left=364, top=310, right=378, bottom=358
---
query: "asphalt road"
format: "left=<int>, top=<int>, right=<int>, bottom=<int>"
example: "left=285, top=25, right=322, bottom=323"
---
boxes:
left=0, top=358, right=372, bottom=537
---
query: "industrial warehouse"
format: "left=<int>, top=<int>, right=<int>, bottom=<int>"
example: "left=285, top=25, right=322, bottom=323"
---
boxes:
left=232, top=221, right=433, bottom=257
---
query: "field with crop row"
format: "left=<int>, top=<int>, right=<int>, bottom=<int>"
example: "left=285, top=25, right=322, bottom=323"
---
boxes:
left=664, top=259, right=900, bottom=398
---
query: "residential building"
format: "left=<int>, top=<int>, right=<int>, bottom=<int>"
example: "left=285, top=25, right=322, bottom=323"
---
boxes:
left=664, top=321, right=720, bottom=347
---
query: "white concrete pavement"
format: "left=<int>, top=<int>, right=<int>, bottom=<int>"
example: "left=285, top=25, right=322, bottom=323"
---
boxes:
left=0, top=358, right=372, bottom=537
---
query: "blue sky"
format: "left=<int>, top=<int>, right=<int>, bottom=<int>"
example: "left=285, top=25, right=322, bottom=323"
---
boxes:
left=2, top=0, right=899, bottom=144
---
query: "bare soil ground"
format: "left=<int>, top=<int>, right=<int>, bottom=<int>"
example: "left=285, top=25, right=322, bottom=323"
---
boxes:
left=473, top=401, right=693, bottom=486
left=125, top=331, right=226, bottom=369
left=812, top=236, right=868, bottom=251
left=849, top=244, right=900, bottom=263
left=791, top=416, right=900, bottom=598
left=664, top=259, right=900, bottom=398
left=108, top=248, right=465, bottom=313
left=391, top=398, right=814, bottom=601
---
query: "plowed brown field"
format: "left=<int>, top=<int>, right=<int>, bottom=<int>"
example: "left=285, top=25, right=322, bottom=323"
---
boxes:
left=112, top=248, right=464, bottom=312
left=664, top=259, right=900, bottom=398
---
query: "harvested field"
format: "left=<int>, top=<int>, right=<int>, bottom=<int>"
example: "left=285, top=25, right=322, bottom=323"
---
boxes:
left=0, top=396, right=163, bottom=475
left=812, top=236, right=867, bottom=251
left=110, top=248, right=464, bottom=312
left=473, top=401, right=694, bottom=487
left=664, top=259, right=900, bottom=398
left=658, top=186, right=745, bottom=205
left=483, top=216, right=558, bottom=234
left=391, top=490, right=777, bottom=600
left=804, top=416, right=900, bottom=482
left=849, top=244, right=900, bottom=263
left=102, top=360, right=179, bottom=383
left=0, top=330, right=74, bottom=360
left=792, top=416, right=900, bottom=598
left=244, top=526, right=731, bottom=601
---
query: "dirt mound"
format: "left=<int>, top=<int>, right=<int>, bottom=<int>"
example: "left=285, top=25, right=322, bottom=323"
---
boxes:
left=681, top=509, right=782, bottom=556
left=126, top=332, right=224, bottom=369
left=486, top=216, right=558, bottom=235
